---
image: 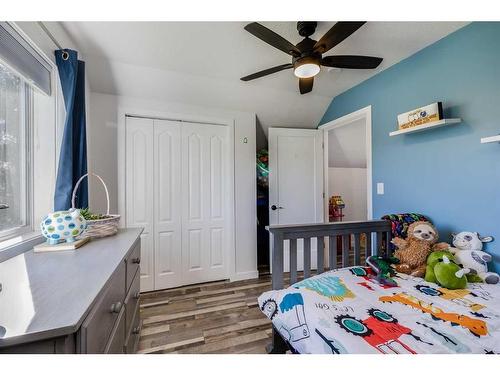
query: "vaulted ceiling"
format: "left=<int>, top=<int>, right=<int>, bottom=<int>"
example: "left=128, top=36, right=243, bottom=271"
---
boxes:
left=58, top=21, right=467, bottom=132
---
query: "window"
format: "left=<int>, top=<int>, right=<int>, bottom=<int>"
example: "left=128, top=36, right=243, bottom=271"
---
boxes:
left=0, top=61, right=31, bottom=239
left=0, top=22, right=54, bottom=245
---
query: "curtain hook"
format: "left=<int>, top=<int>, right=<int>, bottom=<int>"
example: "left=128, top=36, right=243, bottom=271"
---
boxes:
left=62, top=50, right=69, bottom=61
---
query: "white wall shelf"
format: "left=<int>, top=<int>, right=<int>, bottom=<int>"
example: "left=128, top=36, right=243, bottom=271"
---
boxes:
left=480, top=135, right=500, bottom=144
left=389, top=118, right=461, bottom=137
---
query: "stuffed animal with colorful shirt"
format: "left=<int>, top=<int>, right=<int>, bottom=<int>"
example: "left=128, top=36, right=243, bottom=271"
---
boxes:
left=450, top=232, right=498, bottom=284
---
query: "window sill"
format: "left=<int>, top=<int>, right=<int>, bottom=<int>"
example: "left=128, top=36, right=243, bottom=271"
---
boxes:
left=0, top=232, right=44, bottom=263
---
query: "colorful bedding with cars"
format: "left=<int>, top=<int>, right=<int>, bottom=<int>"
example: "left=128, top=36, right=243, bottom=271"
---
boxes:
left=258, top=266, right=500, bottom=354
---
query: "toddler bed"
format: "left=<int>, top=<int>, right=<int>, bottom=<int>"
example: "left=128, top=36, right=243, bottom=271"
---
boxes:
left=261, top=220, right=500, bottom=354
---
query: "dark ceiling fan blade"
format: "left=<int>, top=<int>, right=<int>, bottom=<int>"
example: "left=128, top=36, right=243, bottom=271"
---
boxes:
left=321, top=55, right=383, bottom=69
left=244, top=22, right=301, bottom=56
left=299, top=77, right=314, bottom=94
left=314, top=22, right=366, bottom=54
left=240, top=63, right=293, bottom=81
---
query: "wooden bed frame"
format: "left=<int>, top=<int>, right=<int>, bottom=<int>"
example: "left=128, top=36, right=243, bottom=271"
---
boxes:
left=265, top=220, right=392, bottom=354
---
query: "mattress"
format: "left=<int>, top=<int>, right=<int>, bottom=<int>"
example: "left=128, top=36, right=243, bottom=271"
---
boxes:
left=258, top=266, right=500, bottom=354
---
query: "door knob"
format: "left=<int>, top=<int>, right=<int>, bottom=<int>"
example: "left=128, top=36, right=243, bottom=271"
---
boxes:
left=271, top=205, right=284, bottom=211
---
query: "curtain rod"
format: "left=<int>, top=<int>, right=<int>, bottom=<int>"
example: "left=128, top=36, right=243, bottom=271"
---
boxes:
left=37, top=21, right=63, bottom=50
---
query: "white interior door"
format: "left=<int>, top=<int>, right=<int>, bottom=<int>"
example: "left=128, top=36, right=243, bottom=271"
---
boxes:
left=153, top=120, right=182, bottom=290
left=181, top=122, right=230, bottom=285
left=268, top=128, right=324, bottom=272
left=125, top=117, right=154, bottom=292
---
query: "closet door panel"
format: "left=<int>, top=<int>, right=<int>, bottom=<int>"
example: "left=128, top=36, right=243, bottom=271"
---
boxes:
left=126, top=117, right=154, bottom=292
left=182, top=123, right=229, bottom=285
left=154, top=120, right=182, bottom=290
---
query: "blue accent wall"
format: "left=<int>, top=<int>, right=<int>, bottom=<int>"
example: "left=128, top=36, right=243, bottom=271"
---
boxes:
left=319, top=22, right=500, bottom=269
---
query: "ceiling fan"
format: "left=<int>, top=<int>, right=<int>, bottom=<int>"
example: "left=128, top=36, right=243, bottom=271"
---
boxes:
left=241, top=21, right=383, bottom=94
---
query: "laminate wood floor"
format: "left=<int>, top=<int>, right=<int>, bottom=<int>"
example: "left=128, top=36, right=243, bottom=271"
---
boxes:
left=138, top=274, right=275, bottom=354
left=138, top=250, right=367, bottom=354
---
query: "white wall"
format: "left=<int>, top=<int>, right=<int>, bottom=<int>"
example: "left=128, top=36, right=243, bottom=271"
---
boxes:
left=328, top=167, right=367, bottom=222
left=88, top=92, right=258, bottom=281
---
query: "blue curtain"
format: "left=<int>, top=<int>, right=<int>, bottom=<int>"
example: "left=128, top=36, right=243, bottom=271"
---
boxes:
left=54, top=49, right=88, bottom=210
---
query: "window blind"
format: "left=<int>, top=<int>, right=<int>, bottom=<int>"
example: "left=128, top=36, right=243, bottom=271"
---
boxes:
left=0, top=22, right=52, bottom=95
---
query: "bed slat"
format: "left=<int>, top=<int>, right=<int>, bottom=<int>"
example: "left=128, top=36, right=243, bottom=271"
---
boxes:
left=303, top=237, right=311, bottom=279
left=376, top=232, right=383, bottom=256
left=272, top=233, right=284, bottom=289
left=385, top=231, right=392, bottom=256
left=317, top=236, right=324, bottom=274
left=342, top=235, right=350, bottom=267
left=289, top=239, right=297, bottom=284
left=353, top=233, right=361, bottom=266
left=365, top=232, right=372, bottom=258
left=328, top=235, right=337, bottom=270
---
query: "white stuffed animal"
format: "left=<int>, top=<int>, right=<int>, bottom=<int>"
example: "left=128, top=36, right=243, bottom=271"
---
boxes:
left=450, top=232, right=498, bottom=284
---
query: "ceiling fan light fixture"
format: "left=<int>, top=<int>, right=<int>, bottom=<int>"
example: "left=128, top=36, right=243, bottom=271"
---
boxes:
left=293, top=56, right=321, bottom=78
left=294, top=63, right=320, bottom=78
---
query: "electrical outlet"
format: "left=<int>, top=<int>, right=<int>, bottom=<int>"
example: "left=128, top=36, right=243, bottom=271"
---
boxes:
left=377, top=183, right=384, bottom=195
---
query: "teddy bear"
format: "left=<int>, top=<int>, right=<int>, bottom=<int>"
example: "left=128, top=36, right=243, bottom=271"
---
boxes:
left=450, top=232, right=499, bottom=284
left=391, top=221, right=448, bottom=278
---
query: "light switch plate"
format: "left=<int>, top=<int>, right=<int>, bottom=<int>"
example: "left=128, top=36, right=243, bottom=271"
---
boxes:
left=377, top=182, right=384, bottom=195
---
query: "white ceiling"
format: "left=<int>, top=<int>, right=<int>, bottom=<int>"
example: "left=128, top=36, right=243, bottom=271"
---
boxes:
left=328, top=118, right=366, bottom=168
left=57, top=21, right=467, bottom=132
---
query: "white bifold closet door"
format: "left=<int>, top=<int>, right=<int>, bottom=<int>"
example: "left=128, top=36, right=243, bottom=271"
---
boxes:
left=126, top=116, right=230, bottom=292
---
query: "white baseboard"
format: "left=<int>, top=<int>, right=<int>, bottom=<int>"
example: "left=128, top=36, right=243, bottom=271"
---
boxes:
left=230, top=270, right=259, bottom=282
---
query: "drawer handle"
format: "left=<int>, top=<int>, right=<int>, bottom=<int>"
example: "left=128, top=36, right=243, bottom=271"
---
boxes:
left=132, top=257, right=141, bottom=264
left=133, top=326, right=141, bottom=335
left=134, top=291, right=140, bottom=299
left=110, top=301, right=122, bottom=313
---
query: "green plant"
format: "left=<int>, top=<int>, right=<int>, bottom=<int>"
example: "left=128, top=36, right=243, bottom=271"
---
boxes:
left=80, top=207, right=109, bottom=220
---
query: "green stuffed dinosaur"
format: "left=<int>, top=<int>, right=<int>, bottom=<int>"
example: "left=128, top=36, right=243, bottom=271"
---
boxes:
left=425, top=250, right=470, bottom=289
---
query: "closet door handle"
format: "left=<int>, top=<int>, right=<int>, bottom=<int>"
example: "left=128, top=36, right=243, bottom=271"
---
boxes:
left=271, top=205, right=284, bottom=211
left=110, top=302, right=122, bottom=314
left=132, top=257, right=141, bottom=264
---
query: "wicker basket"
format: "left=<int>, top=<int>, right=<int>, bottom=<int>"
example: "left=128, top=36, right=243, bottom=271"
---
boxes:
left=72, top=173, right=120, bottom=239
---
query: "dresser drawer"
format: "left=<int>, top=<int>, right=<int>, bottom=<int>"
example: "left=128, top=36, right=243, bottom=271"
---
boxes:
left=80, top=262, right=126, bottom=353
left=105, top=307, right=126, bottom=354
left=125, top=269, right=140, bottom=334
left=126, top=240, right=141, bottom=292
left=124, top=305, right=141, bottom=354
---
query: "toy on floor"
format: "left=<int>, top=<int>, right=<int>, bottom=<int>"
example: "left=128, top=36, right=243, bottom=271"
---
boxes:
left=450, top=232, right=499, bottom=284
left=366, top=255, right=399, bottom=287
left=391, top=221, right=448, bottom=278
left=425, top=250, right=469, bottom=289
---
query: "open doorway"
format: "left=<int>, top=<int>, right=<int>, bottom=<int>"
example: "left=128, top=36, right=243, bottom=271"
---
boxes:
left=320, top=106, right=372, bottom=223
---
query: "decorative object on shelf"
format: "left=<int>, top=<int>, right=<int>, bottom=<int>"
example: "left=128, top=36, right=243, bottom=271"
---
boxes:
left=72, top=173, right=120, bottom=239
left=34, top=236, right=90, bottom=253
left=389, top=118, right=461, bottom=137
left=397, top=102, right=443, bottom=130
left=480, top=134, right=500, bottom=144
left=40, top=208, right=87, bottom=245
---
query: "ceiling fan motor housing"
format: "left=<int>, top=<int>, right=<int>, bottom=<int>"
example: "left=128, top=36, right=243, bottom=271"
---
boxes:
left=293, top=37, right=321, bottom=68
left=297, top=21, right=318, bottom=37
